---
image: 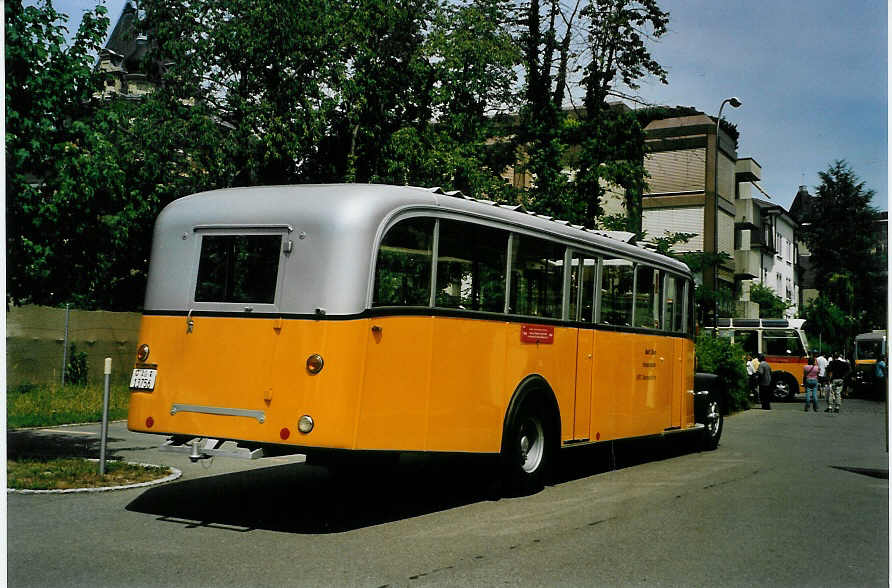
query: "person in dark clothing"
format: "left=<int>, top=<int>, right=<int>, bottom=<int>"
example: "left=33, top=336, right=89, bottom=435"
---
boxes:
left=826, top=353, right=850, bottom=413
left=757, top=354, right=772, bottom=410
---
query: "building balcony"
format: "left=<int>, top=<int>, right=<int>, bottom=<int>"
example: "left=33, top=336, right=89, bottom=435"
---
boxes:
left=748, top=228, right=776, bottom=254
left=735, top=198, right=760, bottom=230
left=735, top=250, right=761, bottom=279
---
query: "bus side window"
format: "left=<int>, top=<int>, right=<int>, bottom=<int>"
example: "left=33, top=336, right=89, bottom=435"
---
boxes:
left=508, top=234, right=564, bottom=318
left=633, top=265, right=662, bottom=329
left=664, top=275, right=680, bottom=332
left=436, top=220, right=508, bottom=313
left=568, top=252, right=597, bottom=322
left=600, top=258, right=634, bottom=326
left=733, top=330, right=758, bottom=355
left=373, top=217, right=435, bottom=307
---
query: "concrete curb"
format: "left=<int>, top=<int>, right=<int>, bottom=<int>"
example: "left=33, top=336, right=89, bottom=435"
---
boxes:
left=7, top=460, right=182, bottom=495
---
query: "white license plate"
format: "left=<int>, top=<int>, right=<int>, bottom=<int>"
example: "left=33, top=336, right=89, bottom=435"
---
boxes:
left=130, top=367, right=157, bottom=391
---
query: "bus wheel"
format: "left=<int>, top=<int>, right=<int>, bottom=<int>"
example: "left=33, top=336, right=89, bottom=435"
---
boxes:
left=701, top=393, right=723, bottom=450
left=772, top=373, right=797, bottom=402
left=501, top=397, right=553, bottom=495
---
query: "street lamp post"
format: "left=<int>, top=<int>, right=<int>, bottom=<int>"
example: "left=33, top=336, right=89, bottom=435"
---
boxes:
left=713, top=97, right=742, bottom=331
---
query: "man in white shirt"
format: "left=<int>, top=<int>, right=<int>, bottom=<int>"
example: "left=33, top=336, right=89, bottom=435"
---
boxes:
left=816, top=352, right=829, bottom=399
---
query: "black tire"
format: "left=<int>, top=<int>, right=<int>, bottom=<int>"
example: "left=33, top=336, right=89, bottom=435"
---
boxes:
left=772, top=372, right=798, bottom=401
left=701, top=393, right=723, bottom=450
left=500, top=396, right=554, bottom=495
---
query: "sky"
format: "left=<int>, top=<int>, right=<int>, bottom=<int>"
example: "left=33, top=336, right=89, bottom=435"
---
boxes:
left=57, top=0, right=888, bottom=212
left=632, top=0, right=888, bottom=211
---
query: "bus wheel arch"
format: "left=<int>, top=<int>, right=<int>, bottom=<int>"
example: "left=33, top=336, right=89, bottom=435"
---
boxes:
left=500, top=375, right=560, bottom=494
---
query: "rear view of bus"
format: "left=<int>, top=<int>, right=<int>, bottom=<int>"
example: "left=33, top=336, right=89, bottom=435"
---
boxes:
left=127, top=185, right=419, bottom=459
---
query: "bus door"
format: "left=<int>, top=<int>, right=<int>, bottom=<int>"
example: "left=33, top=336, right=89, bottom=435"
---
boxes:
left=633, top=265, right=673, bottom=432
left=664, top=275, right=686, bottom=428
left=568, top=251, right=598, bottom=441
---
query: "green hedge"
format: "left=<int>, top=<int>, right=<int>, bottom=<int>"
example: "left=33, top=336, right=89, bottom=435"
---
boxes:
left=695, top=333, right=750, bottom=411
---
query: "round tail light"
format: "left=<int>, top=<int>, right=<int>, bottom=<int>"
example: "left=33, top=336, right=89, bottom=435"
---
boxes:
left=306, top=354, right=324, bottom=374
left=298, top=415, right=314, bottom=434
left=136, top=343, right=150, bottom=362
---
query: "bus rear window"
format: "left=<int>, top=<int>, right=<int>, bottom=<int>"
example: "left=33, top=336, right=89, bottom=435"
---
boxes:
left=195, top=235, right=281, bottom=303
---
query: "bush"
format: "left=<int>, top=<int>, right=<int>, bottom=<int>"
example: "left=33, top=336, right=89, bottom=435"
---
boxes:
left=66, top=343, right=88, bottom=385
left=695, top=333, right=750, bottom=411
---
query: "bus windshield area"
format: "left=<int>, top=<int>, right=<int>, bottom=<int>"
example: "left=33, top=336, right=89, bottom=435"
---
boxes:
left=856, top=340, right=884, bottom=360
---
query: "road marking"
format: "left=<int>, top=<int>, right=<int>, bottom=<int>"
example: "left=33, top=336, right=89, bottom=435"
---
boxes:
left=36, top=429, right=95, bottom=436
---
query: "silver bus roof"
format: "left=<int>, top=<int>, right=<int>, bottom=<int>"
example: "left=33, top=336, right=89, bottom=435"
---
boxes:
left=143, top=184, right=692, bottom=315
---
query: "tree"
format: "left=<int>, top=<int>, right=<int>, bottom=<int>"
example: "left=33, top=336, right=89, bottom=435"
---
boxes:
left=749, top=282, right=791, bottom=318
left=514, top=0, right=670, bottom=228
left=802, top=294, right=852, bottom=354
left=514, top=0, right=578, bottom=218
left=145, top=0, right=351, bottom=187
left=572, top=0, right=668, bottom=229
left=799, top=160, right=884, bottom=333
left=6, top=0, right=111, bottom=306
left=371, top=0, right=521, bottom=197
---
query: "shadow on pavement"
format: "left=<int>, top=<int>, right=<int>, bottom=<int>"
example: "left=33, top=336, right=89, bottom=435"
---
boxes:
left=7, top=430, right=128, bottom=461
left=126, top=455, right=501, bottom=533
left=554, top=432, right=702, bottom=484
left=124, top=433, right=703, bottom=534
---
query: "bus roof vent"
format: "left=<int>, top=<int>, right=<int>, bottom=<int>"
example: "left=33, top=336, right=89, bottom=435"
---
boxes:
left=592, top=230, right=636, bottom=243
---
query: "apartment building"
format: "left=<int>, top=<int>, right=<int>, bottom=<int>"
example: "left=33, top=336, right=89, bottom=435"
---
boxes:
left=639, top=114, right=798, bottom=319
left=639, top=114, right=736, bottom=318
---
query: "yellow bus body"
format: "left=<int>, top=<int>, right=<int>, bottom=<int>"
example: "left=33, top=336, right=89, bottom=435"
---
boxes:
left=128, top=314, right=695, bottom=453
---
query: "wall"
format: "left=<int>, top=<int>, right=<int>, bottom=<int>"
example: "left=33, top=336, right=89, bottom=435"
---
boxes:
left=7, top=305, right=141, bottom=387
left=644, top=148, right=705, bottom=194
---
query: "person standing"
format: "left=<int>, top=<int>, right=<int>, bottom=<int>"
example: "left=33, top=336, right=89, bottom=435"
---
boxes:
left=803, top=356, right=819, bottom=412
left=749, top=354, right=761, bottom=402
left=745, top=354, right=757, bottom=401
left=874, top=354, right=886, bottom=398
left=757, top=354, right=772, bottom=410
left=826, top=352, right=850, bottom=413
left=816, top=351, right=829, bottom=399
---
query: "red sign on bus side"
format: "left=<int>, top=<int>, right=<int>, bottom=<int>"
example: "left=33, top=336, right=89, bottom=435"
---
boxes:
left=521, top=324, right=554, bottom=344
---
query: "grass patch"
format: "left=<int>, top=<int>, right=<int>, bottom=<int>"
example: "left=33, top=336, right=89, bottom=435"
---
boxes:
left=8, top=458, right=170, bottom=490
left=7, top=382, right=131, bottom=429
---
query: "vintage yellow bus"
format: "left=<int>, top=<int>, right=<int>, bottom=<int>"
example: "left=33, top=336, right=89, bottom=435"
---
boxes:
left=127, top=184, right=721, bottom=492
left=714, top=318, right=810, bottom=400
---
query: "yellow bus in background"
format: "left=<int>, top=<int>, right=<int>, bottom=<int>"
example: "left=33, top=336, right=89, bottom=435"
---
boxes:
left=853, top=330, right=886, bottom=395
left=127, top=184, right=721, bottom=492
left=714, top=318, right=810, bottom=401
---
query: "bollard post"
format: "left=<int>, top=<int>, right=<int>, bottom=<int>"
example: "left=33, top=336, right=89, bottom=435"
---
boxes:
left=99, top=357, right=112, bottom=475
left=61, top=303, right=70, bottom=387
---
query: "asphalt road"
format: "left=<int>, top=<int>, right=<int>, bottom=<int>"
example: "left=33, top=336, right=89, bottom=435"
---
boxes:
left=7, top=397, right=889, bottom=587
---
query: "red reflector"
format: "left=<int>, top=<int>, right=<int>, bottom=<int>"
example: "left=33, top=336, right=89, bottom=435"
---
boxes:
left=146, top=416, right=154, bottom=428
left=595, top=431, right=600, bottom=441
left=280, top=427, right=290, bottom=440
